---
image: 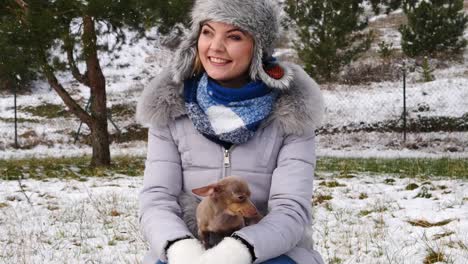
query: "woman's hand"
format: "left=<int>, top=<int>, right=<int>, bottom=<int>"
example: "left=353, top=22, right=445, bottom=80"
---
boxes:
left=167, top=238, right=205, bottom=264
left=196, top=237, right=252, bottom=264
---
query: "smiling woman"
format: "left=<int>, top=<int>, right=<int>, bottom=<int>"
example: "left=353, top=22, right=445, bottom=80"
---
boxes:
left=136, top=0, right=325, bottom=264
left=197, top=22, right=254, bottom=88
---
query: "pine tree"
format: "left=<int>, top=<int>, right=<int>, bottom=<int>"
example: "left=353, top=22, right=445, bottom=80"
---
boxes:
left=0, top=1, right=37, bottom=92
left=369, top=0, right=382, bottom=15
left=285, top=0, right=373, bottom=82
left=419, top=56, right=435, bottom=82
left=386, top=0, right=404, bottom=13
left=399, top=0, right=468, bottom=57
left=378, top=41, right=394, bottom=62
left=0, top=0, right=192, bottom=166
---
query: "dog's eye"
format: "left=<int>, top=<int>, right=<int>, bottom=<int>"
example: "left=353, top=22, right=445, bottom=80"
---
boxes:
left=237, top=195, right=246, bottom=202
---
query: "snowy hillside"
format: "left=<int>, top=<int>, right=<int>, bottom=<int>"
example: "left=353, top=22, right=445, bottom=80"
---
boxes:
left=0, top=7, right=467, bottom=160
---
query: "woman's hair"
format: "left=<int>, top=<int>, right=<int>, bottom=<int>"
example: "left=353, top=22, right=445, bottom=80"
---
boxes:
left=191, top=22, right=206, bottom=77
left=192, top=52, right=205, bottom=76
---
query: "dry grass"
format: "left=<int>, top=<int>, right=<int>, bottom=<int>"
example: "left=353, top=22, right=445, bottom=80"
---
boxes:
left=407, top=219, right=454, bottom=228
left=339, top=61, right=402, bottom=85
left=368, top=12, right=407, bottom=30
left=319, top=181, right=346, bottom=188
left=313, top=193, right=333, bottom=205
left=358, top=193, right=368, bottom=199
left=432, top=231, right=455, bottom=240
left=423, top=250, right=446, bottom=264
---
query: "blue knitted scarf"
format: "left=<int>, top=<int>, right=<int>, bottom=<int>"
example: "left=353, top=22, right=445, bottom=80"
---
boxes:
left=184, top=73, right=278, bottom=145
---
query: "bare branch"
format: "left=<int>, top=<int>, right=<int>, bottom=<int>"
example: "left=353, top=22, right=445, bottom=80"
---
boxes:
left=67, top=47, right=90, bottom=86
left=64, top=29, right=90, bottom=86
left=14, top=0, right=29, bottom=11
left=17, top=176, right=32, bottom=206
left=40, top=56, right=93, bottom=126
left=13, top=0, right=29, bottom=23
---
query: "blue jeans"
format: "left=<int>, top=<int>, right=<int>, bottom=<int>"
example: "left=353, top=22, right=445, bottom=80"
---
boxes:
left=156, top=254, right=295, bottom=264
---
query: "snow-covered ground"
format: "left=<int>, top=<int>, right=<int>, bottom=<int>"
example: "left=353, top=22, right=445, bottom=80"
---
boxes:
left=1, top=174, right=466, bottom=263
left=313, top=172, right=468, bottom=264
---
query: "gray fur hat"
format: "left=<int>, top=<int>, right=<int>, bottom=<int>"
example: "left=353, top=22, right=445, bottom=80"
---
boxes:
left=171, top=0, right=293, bottom=89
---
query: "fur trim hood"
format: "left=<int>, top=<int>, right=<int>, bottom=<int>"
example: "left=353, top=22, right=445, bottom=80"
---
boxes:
left=136, top=62, right=324, bottom=135
left=171, top=0, right=294, bottom=90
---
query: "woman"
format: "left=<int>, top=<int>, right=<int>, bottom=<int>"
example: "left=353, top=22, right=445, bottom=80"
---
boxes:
left=136, top=0, right=325, bottom=263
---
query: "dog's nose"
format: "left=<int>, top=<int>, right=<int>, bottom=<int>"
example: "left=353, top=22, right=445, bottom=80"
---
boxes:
left=242, top=206, right=257, bottom=217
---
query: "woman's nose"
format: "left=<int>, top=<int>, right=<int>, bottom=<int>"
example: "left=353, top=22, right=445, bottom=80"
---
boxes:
left=209, top=36, right=226, bottom=52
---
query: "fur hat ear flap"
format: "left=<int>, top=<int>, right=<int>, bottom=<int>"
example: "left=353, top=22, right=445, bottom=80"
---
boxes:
left=248, top=45, right=263, bottom=82
left=258, top=61, right=294, bottom=90
left=172, top=36, right=198, bottom=84
left=250, top=45, right=294, bottom=90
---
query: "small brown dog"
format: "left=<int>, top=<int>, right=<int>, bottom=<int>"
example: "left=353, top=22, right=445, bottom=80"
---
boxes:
left=192, top=176, right=263, bottom=249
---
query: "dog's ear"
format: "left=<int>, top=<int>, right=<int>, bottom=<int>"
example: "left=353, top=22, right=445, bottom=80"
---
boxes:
left=192, top=184, right=221, bottom=197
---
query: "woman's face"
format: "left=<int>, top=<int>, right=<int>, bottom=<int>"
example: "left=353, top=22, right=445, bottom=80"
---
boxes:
left=197, top=21, right=254, bottom=88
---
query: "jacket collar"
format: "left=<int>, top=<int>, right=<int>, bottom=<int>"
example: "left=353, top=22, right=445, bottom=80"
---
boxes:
left=136, top=62, right=324, bottom=135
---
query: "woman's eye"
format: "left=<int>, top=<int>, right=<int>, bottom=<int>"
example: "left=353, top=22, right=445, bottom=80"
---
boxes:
left=228, top=35, right=242, bottom=41
left=201, top=29, right=212, bottom=36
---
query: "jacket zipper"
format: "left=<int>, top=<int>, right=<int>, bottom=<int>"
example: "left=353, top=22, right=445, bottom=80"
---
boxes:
left=222, top=146, right=235, bottom=177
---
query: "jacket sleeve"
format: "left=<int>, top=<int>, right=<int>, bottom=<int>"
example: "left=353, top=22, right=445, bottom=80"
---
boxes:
left=234, top=127, right=316, bottom=263
left=139, top=124, right=194, bottom=262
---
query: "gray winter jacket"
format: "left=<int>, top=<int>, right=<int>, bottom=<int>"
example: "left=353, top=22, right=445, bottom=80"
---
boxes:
left=136, top=62, right=325, bottom=264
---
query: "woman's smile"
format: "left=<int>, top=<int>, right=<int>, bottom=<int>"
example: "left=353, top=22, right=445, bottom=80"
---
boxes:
left=208, top=56, right=232, bottom=66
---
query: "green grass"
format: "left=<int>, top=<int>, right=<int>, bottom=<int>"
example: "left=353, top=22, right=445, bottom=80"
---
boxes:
left=0, top=117, right=40, bottom=123
left=0, top=156, right=467, bottom=180
left=313, top=193, right=333, bottom=205
left=110, top=104, right=136, bottom=118
left=358, top=210, right=373, bottom=217
left=19, top=104, right=72, bottom=118
left=319, top=180, right=346, bottom=188
left=405, top=183, right=420, bottom=190
left=317, top=157, right=468, bottom=179
left=0, top=156, right=145, bottom=180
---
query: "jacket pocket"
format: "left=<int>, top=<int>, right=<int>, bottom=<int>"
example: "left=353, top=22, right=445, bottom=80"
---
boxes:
left=175, top=119, right=221, bottom=169
left=172, top=119, right=193, bottom=168
left=257, top=136, right=278, bottom=169
left=255, top=124, right=281, bottom=170
left=185, top=132, right=221, bottom=169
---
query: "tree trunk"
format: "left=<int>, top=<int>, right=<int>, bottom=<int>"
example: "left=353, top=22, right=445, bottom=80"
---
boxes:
left=83, top=15, right=111, bottom=167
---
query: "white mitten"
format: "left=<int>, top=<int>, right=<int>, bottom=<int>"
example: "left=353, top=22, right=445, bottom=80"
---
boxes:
left=196, top=237, right=252, bottom=264
left=167, top=238, right=205, bottom=264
